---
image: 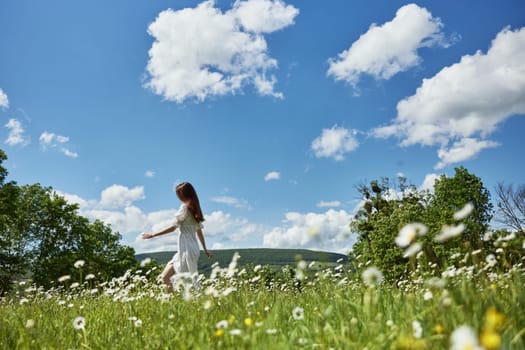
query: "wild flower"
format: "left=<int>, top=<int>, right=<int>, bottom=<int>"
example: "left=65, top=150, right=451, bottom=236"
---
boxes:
left=203, top=300, right=212, bottom=309
left=58, top=275, right=71, bottom=283
left=229, top=329, right=242, bottom=336
left=71, top=282, right=80, bottom=289
left=227, top=252, right=241, bottom=278
left=480, top=331, right=501, bottom=350
left=292, top=307, right=304, bottom=320
left=74, top=260, right=85, bottom=269
left=244, top=317, right=254, bottom=327
left=222, top=287, right=236, bottom=297
left=362, top=266, right=383, bottom=287
left=26, top=319, right=35, bottom=328
left=423, top=290, right=433, bottom=300
left=140, top=258, right=152, bottom=267
left=216, top=320, right=228, bottom=329
left=227, top=315, right=236, bottom=324
left=85, top=274, right=95, bottom=280
left=453, top=202, right=474, bottom=220
left=19, top=298, right=29, bottom=305
left=435, top=224, right=465, bottom=242
left=214, top=329, right=224, bottom=337
left=450, top=325, right=481, bottom=350
left=485, top=254, right=497, bottom=268
left=403, top=242, right=422, bottom=258
left=266, top=328, right=278, bottom=335
left=483, top=307, right=504, bottom=331
left=134, top=319, right=143, bottom=327
left=73, top=316, right=86, bottom=330
left=432, top=324, right=445, bottom=334
left=395, top=223, right=427, bottom=247
left=412, top=320, right=422, bottom=338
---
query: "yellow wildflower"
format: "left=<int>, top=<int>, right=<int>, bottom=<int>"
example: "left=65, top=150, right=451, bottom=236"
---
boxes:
left=480, top=330, right=501, bottom=350
left=214, top=329, right=224, bottom=337
left=432, top=324, right=445, bottom=334
left=484, top=307, right=504, bottom=331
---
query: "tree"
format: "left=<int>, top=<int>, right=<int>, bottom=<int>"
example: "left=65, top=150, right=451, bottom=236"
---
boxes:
left=18, top=184, right=138, bottom=289
left=350, top=167, right=494, bottom=282
left=0, top=150, right=26, bottom=294
left=350, top=176, right=434, bottom=281
left=431, top=166, right=493, bottom=252
left=0, top=149, right=138, bottom=292
left=495, top=182, right=525, bottom=234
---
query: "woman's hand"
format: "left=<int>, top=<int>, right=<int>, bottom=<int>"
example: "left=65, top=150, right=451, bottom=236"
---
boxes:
left=141, top=232, right=154, bottom=239
left=205, top=249, right=213, bottom=258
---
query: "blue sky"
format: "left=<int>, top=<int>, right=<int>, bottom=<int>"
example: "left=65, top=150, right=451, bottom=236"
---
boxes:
left=1, top=0, right=524, bottom=254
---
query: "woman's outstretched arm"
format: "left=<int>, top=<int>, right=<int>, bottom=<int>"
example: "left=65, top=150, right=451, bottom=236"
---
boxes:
left=141, top=225, right=176, bottom=239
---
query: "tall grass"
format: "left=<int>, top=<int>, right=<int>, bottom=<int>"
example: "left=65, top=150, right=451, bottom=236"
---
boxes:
left=1, top=251, right=524, bottom=349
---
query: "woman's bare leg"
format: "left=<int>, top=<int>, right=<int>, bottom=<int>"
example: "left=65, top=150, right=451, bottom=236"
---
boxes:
left=160, top=262, right=175, bottom=293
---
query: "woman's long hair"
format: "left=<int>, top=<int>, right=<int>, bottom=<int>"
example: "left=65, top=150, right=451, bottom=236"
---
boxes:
left=175, top=182, right=204, bottom=223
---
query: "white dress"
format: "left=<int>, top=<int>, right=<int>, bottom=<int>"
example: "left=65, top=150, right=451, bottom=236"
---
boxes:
left=170, top=204, right=203, bottom=276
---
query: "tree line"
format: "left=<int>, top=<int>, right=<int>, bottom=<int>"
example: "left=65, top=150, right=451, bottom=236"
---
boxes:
left=0, top=150, right=137, bottom=295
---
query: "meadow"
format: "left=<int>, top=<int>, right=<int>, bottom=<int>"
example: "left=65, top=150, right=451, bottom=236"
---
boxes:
left=1, top=247, right=524, bottom=350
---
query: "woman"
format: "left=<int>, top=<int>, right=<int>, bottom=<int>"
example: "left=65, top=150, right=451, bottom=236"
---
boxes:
left=142, top=182, right=212, bottom=292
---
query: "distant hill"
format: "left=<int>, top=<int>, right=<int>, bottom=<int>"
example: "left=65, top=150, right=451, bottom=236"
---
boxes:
left=136, top=248, right=349, bottom=274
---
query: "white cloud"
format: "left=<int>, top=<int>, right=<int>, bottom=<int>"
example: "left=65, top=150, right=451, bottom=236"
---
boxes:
left=262, top=209, right=356, bottom=254
left=100, top=185, right=145, bottom=209
left=89, top=206, right=149, bottom=235
left=39, top=132, right=69, bottom=146
left=317, top=200, right=342, bottom=208
left=419, top=173, right=439, bottom=193
left=144, top=0, right=298, bottom=103
left=62, top=148, right=78, bottom=158
left=54, top=191, right=92, bottom=209
left=372, top=26, right=525, bottom=168
left=0, top=88, right=9, bottom=109
left=311, top=126, right=359, bottom=161
left=435, top=138, right=499, bottom=170
left=264, top=171, right=281, bottom=181
left=145, top=170, right=155, bottom=178
left=232, top=0, right=299, bottom=33
left=4, top=119, right=29, bottom=146
left=39, top=131, right=77, bottom=158
left=211, top=195, right=251, bottom=210
left=327, top=4, right=448, bottom=88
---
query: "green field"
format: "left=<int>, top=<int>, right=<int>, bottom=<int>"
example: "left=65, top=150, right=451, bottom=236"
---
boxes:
left=1, top=250, right=524, bottom=349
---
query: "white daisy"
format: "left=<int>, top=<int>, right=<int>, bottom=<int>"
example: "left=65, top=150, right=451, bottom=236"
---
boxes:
left=74, top=260, right=85, bottom=269
left=73, top=317, right=86, bottom=330
left=362, top=266, right=383, bottom=287
left=453, top=203, right=474, bottom=221
left=292, top=306, right=304, bottom=320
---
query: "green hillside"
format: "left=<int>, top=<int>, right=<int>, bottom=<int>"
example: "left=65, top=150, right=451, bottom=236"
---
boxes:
left=136, top=248, right=349, bottom=274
